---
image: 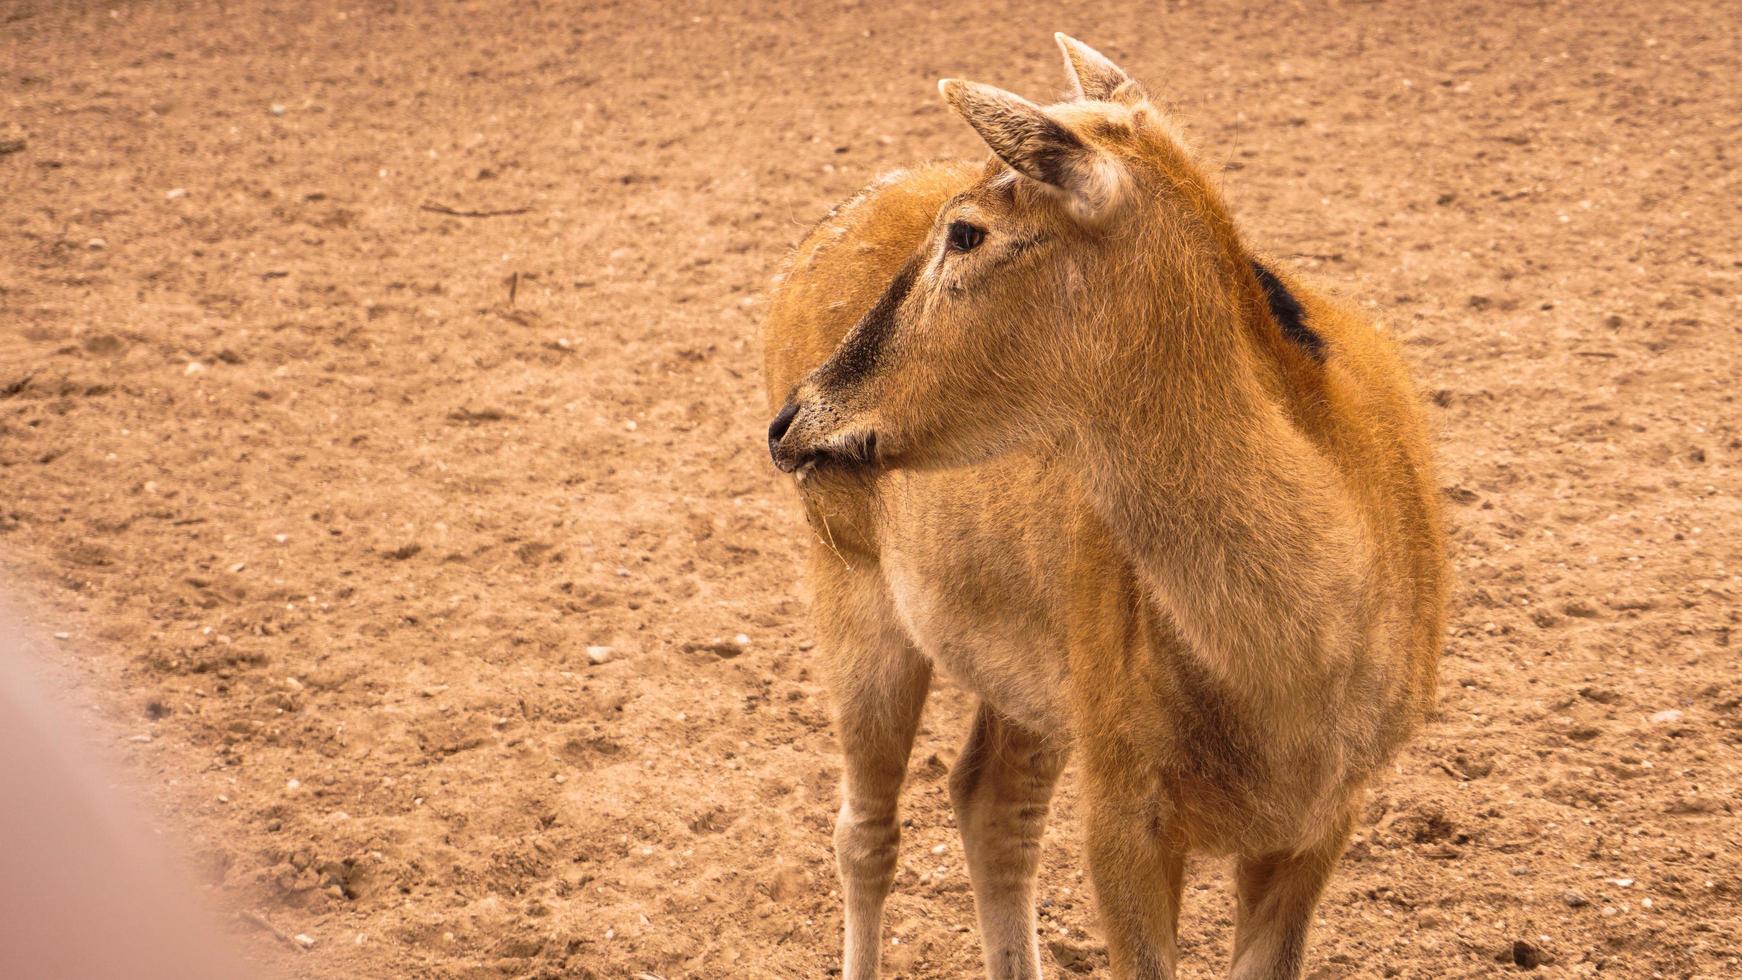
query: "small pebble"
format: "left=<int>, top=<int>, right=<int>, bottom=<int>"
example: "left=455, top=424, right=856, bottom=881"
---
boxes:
left=931, top=843, right=948, bottom=855
left=53, top=632, right=71, bottom=640
left=1562, top=890, right=1588, bottom=908
left=585, top=645, right=613, bottom=665
left=269, top=103, right=286, bottom=116
left=286, top=779, right=301, bottom=790
left=293, top=934, right=315, bottom=949
left=734, top=633, right=751, bottom=647
left=1649, top=709, right=1683, bottom=724
left=166, top=187, right=188, bottom=199
left=87, top=237, right=107, bottom=250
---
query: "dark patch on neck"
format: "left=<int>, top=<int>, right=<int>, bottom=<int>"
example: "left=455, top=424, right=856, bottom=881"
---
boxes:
left=818, top=256, right=920, bottom=387
left=1250, top=260, right=1324, bottom=360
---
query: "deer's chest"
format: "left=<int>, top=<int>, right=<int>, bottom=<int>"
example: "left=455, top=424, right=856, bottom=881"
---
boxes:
left=881, top=543, right=1070, bottom=736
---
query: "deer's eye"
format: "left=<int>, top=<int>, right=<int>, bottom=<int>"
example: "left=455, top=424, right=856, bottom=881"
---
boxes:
left=946, top=220, right=985, bottom=254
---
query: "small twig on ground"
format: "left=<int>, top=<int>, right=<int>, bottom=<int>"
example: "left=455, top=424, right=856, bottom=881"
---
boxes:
left=239, top=909, right=308, bottom=952
left=1573, top=350, right=1619, bottom=358
left=419, top=201, right=532, bottom=218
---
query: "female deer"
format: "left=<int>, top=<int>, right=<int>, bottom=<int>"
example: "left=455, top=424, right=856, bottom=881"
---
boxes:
left=763, top=36, right=1446, bottom=980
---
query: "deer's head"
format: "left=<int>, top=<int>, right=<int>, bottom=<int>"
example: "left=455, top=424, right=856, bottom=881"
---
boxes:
left=770, top=35, right=1250, bottom=477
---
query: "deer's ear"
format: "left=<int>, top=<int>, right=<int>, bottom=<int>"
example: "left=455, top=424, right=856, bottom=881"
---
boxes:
left=1054, top=33, right=1140, bottom=103
left=938, top=79, right=1122, bottom=217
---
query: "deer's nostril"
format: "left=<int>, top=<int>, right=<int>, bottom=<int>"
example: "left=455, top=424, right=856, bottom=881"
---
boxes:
left=767, top=401, right=800, bottom=458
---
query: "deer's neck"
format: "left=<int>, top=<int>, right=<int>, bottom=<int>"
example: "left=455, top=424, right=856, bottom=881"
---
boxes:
left=1070, top=294, right=1372, bottom=688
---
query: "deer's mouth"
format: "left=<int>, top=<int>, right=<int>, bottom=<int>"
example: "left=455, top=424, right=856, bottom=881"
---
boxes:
left=803, top=429, right=879, bottom=476
left=776, top=428, right=882, bottom=478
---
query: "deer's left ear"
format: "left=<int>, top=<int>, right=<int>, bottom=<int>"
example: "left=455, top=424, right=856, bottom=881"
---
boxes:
left=938, top=79, right=1123, bottom=219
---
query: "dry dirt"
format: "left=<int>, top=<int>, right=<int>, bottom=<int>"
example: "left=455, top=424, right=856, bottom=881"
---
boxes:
left=3, top=1, right=1740, bottom=977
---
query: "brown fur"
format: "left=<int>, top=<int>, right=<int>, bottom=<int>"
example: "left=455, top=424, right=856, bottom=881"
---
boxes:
left=762, top=35, right=1447, bottom=980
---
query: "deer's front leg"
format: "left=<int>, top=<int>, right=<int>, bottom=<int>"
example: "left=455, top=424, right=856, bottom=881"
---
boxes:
left=820, top=592, right=931, bottom=980
left=1228, top=808, right=1352, bottom=980
left=950, top=702, right=1067, bottom=980
left=1073, top=728, right=1187, bottom=980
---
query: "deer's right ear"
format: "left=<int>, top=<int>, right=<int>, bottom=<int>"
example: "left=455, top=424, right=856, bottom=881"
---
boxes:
left=938, top=79, right=1123, bottom=219
left=1055, top=34, right=1140, bottom=103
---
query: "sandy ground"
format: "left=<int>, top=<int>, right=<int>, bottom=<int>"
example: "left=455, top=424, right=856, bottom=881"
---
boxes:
left=3, top=1, right=1740, bottom=977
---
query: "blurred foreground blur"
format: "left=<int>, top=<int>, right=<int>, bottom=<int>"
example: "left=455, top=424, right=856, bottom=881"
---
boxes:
left=0, top=608, right=256, bottom=980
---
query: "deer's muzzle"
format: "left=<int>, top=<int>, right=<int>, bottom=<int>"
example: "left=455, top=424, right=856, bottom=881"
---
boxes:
left=767, top=397, right=879, bottom=475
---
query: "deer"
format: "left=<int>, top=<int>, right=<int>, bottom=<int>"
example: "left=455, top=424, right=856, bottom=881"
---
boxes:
left=761, top=35, right=1447, bottom=980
